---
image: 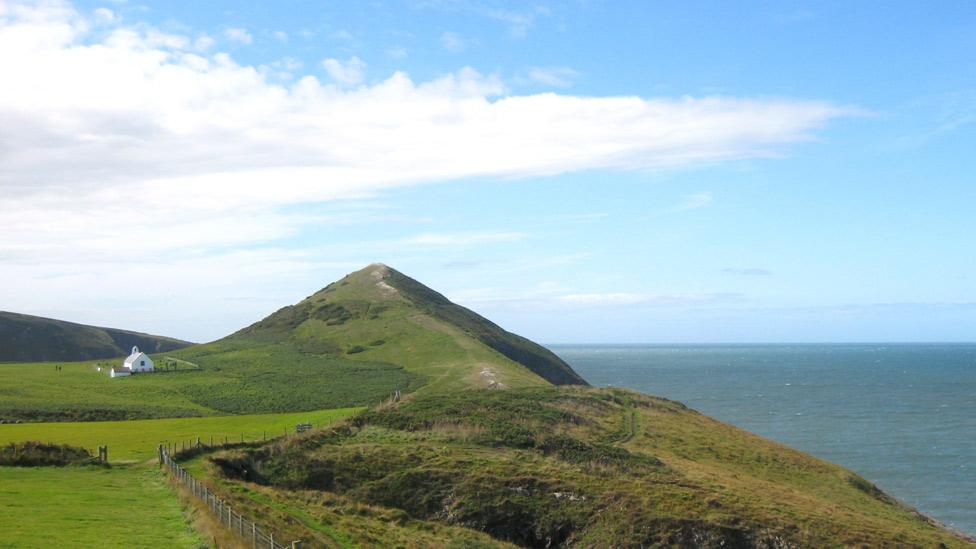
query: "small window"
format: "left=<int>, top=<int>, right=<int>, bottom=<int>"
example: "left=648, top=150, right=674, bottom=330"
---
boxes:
left=140, top=360, right=145, bottom=366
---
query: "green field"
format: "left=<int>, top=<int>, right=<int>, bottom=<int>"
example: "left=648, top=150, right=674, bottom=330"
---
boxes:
left=0, top=465, right=203, bottom=548
left=0, top=356, right=403, bottom=422
left=0, top=406, right=361, bottom=547
left=0, top=407, right=362, bottom=462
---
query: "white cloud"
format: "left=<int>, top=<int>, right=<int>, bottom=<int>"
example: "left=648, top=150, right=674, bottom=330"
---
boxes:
left=440, top=30, right=466, bottom=52
left=387, top=45, right=408, bottom=59
left=650, top=192, right=714, bottom=217
left=223, top=27, right=252, bottom=44
left=322, top=55, right=366, bottom=85
left=675, top=191, right=713, bottom=211
left=483, top=7, right=545, bottom=38
left=527, top=66, right=579, bottom=88
left=722, top=267, right=773, bottom=276
left=557, top=292, right=739, bottom=307
left=92, top=7, right=117, bottom=24
left=452, top=289, right=743, bottom=311
left=402, top=232, right=527, bottom=247
left=0, top=1, right=852, bottom=337
left=194, top=35, right=215, bottom=51
left=272, top=30, right=288, bottom=42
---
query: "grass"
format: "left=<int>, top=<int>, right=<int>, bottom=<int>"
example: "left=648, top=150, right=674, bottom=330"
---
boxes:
left=0, top=405, right=360, bottom=547
left=0, top=406, right=363, bottom=462
left=192, top=387, right=973, bottom=548
left=0, top=465, right=204, bottom=548
left=0, top=354, right=403, bottom=421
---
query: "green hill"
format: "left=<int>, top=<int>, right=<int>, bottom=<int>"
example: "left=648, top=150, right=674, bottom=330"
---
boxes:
left=0, top=265, right=585, bottom=421
left=164, top=263, right=585, bottom=411
left=221, top=263, right=585, bottom=388
left=197, top=387, right=974, bottom=547
left=0, top=311, right=192, bottom=363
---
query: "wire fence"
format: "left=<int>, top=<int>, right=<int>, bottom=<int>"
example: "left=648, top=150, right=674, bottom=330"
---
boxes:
left=159, top=444, right=300, bottom=549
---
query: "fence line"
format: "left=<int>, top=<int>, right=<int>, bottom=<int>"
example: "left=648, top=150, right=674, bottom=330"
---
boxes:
left=159, top=444, right=300, bottom=549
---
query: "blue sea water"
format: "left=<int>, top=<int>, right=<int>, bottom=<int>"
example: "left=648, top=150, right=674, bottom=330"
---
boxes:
left=551, top=343, right=976, bottom=535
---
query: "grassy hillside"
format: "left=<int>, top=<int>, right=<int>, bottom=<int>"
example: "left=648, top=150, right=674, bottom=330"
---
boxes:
left=196, top=387, right=972, bottom=548
left=0, top=311, right=191, bottom=362
left=0, top=265, right=585, bottom=421
left=218, top=263, right=585, bottom=389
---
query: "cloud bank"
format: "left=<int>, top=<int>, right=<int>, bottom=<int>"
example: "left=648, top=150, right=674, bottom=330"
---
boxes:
left=0, top=0, right=852, bottom=338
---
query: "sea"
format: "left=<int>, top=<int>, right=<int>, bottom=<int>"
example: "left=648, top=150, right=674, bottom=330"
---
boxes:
left=550, top=343, right=976, bottom=535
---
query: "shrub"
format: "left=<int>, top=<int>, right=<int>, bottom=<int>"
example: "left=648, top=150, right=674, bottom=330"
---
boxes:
left=0, top=441, right=95, bottom=466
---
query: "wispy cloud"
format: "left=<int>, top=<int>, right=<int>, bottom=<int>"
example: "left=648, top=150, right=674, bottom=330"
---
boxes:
left=387, top=45, right=408, bottom=59
left=674, top=191, right=713, bottom=211
left=452, top=287, right=744, bottom=311
left=402, top=232, right=528, bottom=247
left=527, top=66, right=580, bottom=88
left=223, top=27, right=252, bottom=44
left=440, top=30, right=467, bottom=52
left=722, top=267, right=773, bottom=276
left=649, top=192, right=714, bottom=217
left=322, top=56, right=367, bottom=85
left=555, top=292, right=743, bottom=308
left=483, top=5, right=549, bottom=37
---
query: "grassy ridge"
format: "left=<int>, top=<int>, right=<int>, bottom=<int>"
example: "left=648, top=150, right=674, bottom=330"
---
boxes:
left=0, top=310, right=191, bottom=362
left=201, top=387, right=971, bottom=548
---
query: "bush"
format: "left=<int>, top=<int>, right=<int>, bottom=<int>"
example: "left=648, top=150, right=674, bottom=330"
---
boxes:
left=0, top=441, right=95, bottom=466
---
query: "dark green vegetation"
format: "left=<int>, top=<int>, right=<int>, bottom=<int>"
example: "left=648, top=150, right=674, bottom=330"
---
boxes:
left=0, top=441, right=95, bottom=467
left=0, top=310, right=191, bottom=362
left=192, top=387, right=972, bottom=548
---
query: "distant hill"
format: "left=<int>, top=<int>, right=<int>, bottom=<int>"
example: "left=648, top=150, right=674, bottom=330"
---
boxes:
left=223, top=263, right=587, bottom=388
left=1, top=265, right=585, bottom=421
left=0, top=311, right=192, bottom=363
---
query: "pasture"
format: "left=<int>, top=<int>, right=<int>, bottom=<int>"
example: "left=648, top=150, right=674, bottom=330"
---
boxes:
left=0, top=465, right=203, bottom=548
left=0, top=405, right=361, bottom=547
left=0, top=406, right=362, bottom=462
left=0, top=353, right=407, bottom=421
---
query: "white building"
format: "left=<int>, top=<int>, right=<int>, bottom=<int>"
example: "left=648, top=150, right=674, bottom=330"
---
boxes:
left=110, top=346, right=154, bottom=378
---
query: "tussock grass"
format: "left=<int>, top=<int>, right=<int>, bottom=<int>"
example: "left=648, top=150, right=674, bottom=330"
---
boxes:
left=190, top=387, right=973, bottom=548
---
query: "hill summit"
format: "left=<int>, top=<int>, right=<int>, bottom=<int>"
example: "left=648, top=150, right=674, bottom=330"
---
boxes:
left=229, top=263, right=587, bottom=389
left=151, top=264, right=588, bottom=415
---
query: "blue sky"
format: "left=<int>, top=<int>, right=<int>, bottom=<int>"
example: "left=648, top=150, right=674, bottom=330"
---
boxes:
left=1, top=0, right=973, bottom=343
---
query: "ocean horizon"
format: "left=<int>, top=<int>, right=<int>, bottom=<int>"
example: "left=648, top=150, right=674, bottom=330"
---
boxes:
left=552, top=342, right=976, bottom=535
